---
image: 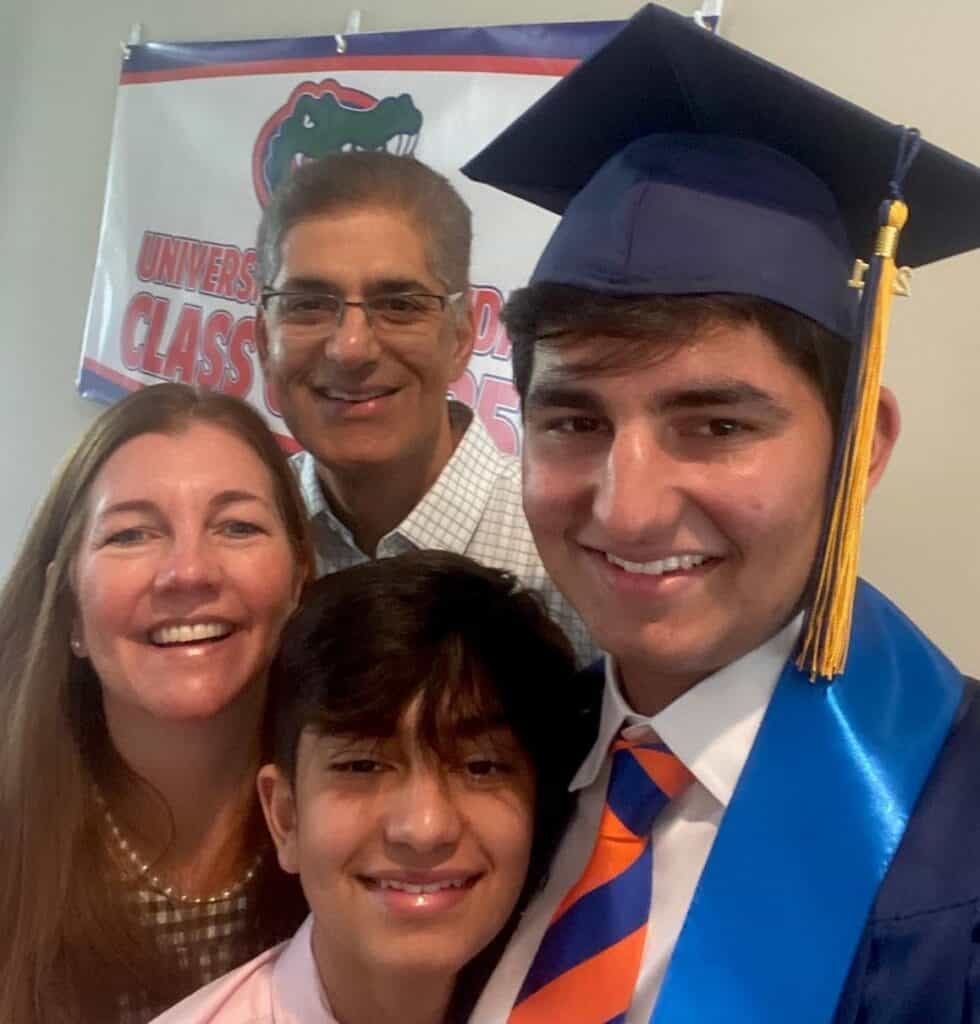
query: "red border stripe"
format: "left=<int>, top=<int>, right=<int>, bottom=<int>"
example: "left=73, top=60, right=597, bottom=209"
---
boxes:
left=83, top=357, right=140, bottom=393
left=121, top=54, right=578, bottom=85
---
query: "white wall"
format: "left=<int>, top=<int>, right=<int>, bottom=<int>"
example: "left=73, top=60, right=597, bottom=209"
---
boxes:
left=4, top=0, right=979, bottom=674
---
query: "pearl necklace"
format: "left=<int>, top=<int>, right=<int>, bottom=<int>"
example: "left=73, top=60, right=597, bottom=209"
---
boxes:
left=95, top=790, right=264, bottom=906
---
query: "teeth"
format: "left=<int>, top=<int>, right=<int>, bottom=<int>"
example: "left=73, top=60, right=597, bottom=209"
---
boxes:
left=151, top=622, right=232, bottom=645
left=324, top=390, right=389, bottom=402
left=377, top=879, right=467, bottom=893
left=605, top=553, right=710, bottom=576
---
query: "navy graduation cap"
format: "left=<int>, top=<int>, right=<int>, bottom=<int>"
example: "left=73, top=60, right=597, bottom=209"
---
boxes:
left=463, top=3, right=980, bottom=679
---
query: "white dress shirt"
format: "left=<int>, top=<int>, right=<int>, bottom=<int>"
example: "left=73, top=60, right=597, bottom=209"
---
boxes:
left=470, top=617, right=801, bottom=1024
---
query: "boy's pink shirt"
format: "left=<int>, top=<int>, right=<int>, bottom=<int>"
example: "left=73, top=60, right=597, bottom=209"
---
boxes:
left=149, top=916, right=335, bottom=1024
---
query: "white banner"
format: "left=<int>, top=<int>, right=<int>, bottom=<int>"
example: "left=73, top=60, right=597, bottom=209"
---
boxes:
left=79, top=20, right=626, bottom=453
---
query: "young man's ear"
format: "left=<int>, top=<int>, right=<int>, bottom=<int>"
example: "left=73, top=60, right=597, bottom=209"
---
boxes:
left=257, top=764, right=300, bottom=875
left=867, top=386, right=901, bottom=495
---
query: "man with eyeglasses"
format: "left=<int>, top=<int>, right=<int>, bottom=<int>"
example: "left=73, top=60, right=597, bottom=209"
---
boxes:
left=254, top=151, right=595, bottom=665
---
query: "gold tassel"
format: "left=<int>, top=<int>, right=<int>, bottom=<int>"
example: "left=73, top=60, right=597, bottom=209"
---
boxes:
left=796, top=200, right=908, bottom=680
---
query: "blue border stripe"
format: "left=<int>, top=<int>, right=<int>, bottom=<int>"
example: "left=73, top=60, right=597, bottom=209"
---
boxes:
left=77, top=367, right=132, bottom=406
left=124, top=21, right=624, bottom=74
left=517, top=845, right=651, bottom=1001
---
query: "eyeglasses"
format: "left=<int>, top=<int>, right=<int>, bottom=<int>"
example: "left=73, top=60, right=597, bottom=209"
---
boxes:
left=259, top=289, right=463, bottom=339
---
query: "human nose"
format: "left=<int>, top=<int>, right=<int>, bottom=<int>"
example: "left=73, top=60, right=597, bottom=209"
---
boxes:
left=322, top=300, right=380, bottom=368
left=153, top=532, right=222, bottom=593
left=592, top=425, right=683, bottom=542
left=383, top=768, right=462, bottom=857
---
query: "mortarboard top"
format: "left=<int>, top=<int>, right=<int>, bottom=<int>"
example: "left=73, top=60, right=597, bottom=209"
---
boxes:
left=462, top=2, right=980, bottom=341
left=463, top=3, right=980, bottom=679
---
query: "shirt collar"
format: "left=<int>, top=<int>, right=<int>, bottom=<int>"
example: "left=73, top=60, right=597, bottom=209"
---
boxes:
left=294, top=445, right=329, bottom=519
left=272, top=915, right=334, bottom=1022
left=570, top=616, right=803, bottom=807
left=291, top=401, right=505, bottom=557
left=396, top=402, right=506, bottom=553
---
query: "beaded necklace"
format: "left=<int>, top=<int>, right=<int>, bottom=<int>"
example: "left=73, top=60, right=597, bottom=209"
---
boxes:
left=95, top=789, right=264, bottom=905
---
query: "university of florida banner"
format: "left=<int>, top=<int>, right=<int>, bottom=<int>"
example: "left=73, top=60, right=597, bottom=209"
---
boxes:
left=78, top=20, right=626, bottom=453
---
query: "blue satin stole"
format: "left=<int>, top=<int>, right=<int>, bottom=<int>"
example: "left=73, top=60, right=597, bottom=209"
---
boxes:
left=652, top=580, right=964, bottom=1024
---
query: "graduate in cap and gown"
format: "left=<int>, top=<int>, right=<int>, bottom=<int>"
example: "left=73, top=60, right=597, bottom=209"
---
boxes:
left=462, top=5, right=980, bottom=1022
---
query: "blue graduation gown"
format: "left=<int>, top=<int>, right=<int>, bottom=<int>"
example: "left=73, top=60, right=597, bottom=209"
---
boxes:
left=834, top=677, right=980, bottom=1022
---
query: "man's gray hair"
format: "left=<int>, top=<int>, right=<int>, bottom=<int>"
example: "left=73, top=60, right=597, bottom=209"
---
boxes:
left=256, top=152, right=472, bottom=299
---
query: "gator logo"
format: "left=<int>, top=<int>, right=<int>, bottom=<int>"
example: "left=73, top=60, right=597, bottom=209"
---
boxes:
left=252, top=79, right=423, bottom=206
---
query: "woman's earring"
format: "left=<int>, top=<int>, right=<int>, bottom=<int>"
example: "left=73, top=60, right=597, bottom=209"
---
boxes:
left=70, top=635, right=85, bottom=657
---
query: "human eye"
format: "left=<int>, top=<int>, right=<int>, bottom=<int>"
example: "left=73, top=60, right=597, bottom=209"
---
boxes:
left=455, top=735, right=520, bottom=782
left=280, top=293, right=338, bottom=323
left=216, top=519, right=266, bottom=539
left=557, top=415, right=603, bottom=434
left=102, top=526, right=153, bottom=547
left=531, top=412, right=606, bottom=438
left=371, top=294, right=433, bottom=323
left=462, top=758, right=513, bottom=780
left=330, top=758, right=388, bottom=775
left=688, top=417, right=755, bottom=439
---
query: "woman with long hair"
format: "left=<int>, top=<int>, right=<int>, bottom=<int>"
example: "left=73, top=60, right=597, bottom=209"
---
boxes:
left=0, top=383, right=314, bottom=1023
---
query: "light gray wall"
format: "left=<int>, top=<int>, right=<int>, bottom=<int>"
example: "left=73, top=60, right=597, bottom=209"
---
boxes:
left=4, top=0, right=979, bottom=674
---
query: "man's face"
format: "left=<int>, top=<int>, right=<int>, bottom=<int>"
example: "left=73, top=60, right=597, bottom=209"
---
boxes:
left=521, top=322, right=836, bottom=705
left=257, top=207, right=474, bottom=474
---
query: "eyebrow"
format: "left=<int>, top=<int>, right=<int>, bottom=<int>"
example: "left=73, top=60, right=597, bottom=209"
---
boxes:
left=209, top=489, right=270, bottom=511
left=96, top=499, right=158, bottom=521
left=367, top=277, right=435, bottom=296
left=310, top=712, right=512, bottom=751
left=277, top=276, right=343, bottom=294
left=655, top=381, right=790, bottom=417
left=526, top=374, right=789, bottom=419
left=277, top=275, right=434, bottom=296
left=97, top=489, right=268, bottom=521
left=446, top=712, right=511, bottom=740
left=524, top=382, right=605, bottom=417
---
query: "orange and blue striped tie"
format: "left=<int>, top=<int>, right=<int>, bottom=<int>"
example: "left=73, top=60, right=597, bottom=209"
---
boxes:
left=509, top=739, right=694, bottom=1024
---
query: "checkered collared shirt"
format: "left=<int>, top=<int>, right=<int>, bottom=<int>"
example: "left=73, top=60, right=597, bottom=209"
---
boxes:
left=291, top=401, right=598, bottom=667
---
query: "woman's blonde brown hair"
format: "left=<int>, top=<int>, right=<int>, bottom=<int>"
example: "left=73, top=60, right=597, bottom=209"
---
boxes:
left=0, top=383, right=313, bottom=1022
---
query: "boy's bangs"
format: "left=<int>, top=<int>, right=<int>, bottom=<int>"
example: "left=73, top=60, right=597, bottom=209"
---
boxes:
left=304, top=634, right=508, bottom=761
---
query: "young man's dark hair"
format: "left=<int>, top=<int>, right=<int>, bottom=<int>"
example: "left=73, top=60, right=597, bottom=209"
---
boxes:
left=503, top=286, right=849, bottom=426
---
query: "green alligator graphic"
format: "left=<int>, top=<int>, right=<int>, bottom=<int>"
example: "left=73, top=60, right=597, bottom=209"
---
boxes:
left=265, top=91, right=423, bottom=194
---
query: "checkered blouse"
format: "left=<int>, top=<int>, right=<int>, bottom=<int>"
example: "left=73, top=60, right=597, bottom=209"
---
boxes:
left=115, top=863, right=301, bottom=1024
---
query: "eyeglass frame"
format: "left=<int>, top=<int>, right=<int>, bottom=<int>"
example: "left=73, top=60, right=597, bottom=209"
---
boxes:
left=258, top=287, right=465, bottom=335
